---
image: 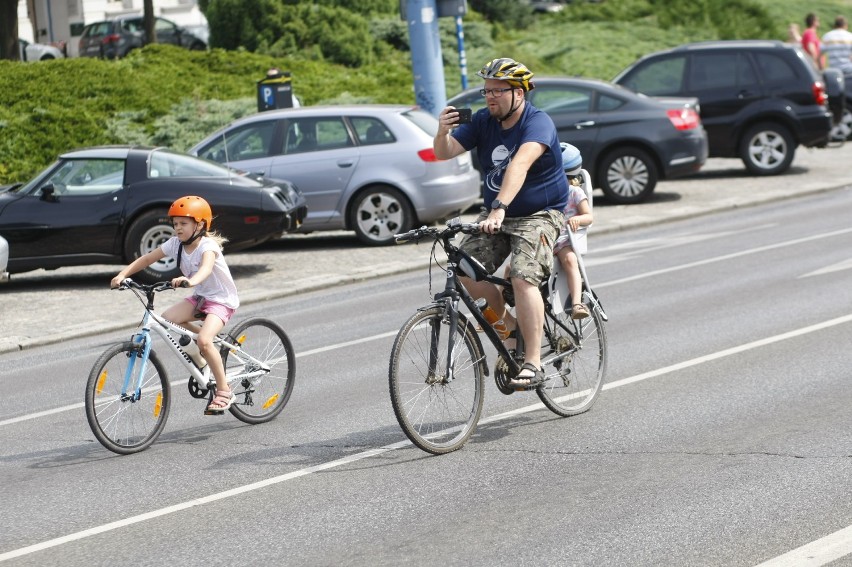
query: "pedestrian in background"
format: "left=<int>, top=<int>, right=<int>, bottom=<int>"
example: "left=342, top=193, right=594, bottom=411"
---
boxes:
left=821, top=16, right=852, bottom=74
left=802, top=13, right=824, bottom=69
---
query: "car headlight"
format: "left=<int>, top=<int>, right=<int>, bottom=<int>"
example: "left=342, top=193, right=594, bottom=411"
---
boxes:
left=273, top=181, right=304, bottom=209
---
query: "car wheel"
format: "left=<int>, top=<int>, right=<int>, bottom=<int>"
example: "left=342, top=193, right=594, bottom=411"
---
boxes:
left=739, top=122, right=795, bottom=175
left=124, top=210, right=181, bottom=283
left=348, top=185, right=415, bottom=246
left=830, top=108, right=852, bottom=142
left=597, top=147, right=658, bottom=204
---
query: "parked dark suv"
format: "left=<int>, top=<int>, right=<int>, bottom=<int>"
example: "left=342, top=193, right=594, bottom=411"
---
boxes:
left=78, top=15, right=207, bottom=59
left=613, top=40, right=837, bottom=175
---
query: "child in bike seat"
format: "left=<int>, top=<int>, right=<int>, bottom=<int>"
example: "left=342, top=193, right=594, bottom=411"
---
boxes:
left=553, top=143, right=593, bottom=319
left=110, top=196, right=240, bottom=414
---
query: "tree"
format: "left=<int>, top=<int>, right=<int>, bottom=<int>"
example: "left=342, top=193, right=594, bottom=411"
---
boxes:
left=0, top=0, right=21, bottom=61
left=143, top=0, right=155, bottom=45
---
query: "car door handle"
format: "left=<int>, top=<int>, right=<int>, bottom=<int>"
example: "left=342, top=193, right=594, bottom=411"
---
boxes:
left=337, top=159, right=355, bottom=168
left=737, top=90, right=755, bottom=99
left=574, top=121, right=595, bottom=129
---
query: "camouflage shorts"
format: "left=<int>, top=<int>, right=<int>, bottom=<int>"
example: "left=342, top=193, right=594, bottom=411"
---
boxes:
left=459, top=209, right=564, bottom=286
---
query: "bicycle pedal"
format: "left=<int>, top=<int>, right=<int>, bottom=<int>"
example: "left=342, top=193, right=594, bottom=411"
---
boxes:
left=204, top=408, right=225, bottom=416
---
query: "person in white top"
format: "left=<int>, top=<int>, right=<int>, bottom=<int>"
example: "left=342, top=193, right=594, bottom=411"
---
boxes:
left=821, top=16, right=852, bottom=74
left=552, top=143, right=593, bottom=320
left=111, top=196, right=241, bottom=414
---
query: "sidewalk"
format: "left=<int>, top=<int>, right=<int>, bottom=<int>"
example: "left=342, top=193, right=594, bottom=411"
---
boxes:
left=1, top=145, right=850, bottom=355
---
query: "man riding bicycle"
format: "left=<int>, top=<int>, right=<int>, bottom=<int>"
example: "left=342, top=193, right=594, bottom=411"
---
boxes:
left=433, top=57, right=569, bottom=390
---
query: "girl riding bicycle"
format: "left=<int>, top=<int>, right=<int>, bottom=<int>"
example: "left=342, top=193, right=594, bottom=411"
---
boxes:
left=110, top=196, right=240, bottom=414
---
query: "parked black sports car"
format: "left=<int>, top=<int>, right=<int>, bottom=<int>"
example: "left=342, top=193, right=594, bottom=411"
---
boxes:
left=0, top=146, right=307, bottom=282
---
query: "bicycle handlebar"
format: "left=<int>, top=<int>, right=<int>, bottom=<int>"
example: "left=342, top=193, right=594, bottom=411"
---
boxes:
left=114, top=278, right=177, bottom=293
left=394, top=218, right=481, bottom=244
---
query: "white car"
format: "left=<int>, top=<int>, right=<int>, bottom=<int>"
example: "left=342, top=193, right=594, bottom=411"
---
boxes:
left=18, top=39, right=64, bottom=61
left=0, top=235, right=9, bottom=283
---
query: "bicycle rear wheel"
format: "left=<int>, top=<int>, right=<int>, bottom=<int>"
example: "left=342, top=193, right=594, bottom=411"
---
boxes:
left=221, top=318, right=295, bottom=425
left=85, top=342, right=171, bottom=455
left=537, top=304, right=607, bottom=416
left=389, top=306, right=485, bottom=455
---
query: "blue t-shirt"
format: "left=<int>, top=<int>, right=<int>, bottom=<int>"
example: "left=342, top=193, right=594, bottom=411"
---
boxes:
left=452, top=102, right=568, bottom=217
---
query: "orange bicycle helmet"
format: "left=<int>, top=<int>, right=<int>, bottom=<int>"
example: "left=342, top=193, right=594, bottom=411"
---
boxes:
left=169, top=196, right=213, bottom=230
left=476, top=58, right=535, bottom=92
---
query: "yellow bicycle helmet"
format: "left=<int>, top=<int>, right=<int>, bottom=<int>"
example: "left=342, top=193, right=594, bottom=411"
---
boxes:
left=476, top=58, right=535, bottom=92
left=169, top=195, right=213, bottom=230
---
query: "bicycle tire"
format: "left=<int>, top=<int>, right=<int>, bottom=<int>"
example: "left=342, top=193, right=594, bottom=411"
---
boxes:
left=85, top=342, right=171, bottom=455
left=389, top=306, right=485, bottom=455
left=220, top=318, right=295, bottom=425
left=537, top=303, right=607, bottom=416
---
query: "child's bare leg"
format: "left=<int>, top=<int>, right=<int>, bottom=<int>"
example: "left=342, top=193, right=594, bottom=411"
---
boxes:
left=161, top=300, right=196, bottom=325
left=197, top=315, right=228, bottom=393
left=557, top=247, right=588, bottom=319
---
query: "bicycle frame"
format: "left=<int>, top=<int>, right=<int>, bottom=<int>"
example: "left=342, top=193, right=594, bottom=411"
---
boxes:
left=417, top=220, right=601, bottom=386
left=120, top=291, right=270, bottom=400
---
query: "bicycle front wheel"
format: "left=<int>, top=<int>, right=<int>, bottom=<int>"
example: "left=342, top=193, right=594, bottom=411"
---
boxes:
left=389, top=306, right=485, bottom=455
left=537, top=304, right=607, bottom=416
left=221, top=318, right=295, bottom=425
left=85, top=342, right=171, bottom=455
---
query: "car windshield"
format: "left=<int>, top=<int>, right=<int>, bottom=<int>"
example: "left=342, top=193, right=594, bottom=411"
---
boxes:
left=149, top=149, right=236, bottom=179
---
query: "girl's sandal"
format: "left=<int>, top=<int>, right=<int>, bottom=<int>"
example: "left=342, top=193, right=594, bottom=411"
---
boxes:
left=204, top=390, right=235, bottom=415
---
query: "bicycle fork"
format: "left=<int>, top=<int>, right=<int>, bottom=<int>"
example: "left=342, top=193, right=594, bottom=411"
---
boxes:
left=425, top=298, right=462, bottom=385
left=121, top=331, right=152, bottom=402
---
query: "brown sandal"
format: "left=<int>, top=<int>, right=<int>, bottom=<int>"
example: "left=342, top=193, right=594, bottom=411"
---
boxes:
left=571, top=303, right=590, bottom=320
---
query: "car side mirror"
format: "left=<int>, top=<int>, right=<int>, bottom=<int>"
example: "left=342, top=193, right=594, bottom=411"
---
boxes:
left=40, top=183, right=59, bottom=202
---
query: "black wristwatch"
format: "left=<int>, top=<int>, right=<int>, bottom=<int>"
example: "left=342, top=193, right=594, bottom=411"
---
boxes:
left=491, top=199, right=508, bottom=211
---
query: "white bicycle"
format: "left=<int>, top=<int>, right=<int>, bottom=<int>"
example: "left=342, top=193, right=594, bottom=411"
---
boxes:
left=85, top=279, right=295, bottom=454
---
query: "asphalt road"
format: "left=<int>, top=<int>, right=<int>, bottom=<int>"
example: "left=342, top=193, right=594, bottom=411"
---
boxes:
left=1, top=144, right=851, bottom=355
left=1, top=189, right=850, bottom=565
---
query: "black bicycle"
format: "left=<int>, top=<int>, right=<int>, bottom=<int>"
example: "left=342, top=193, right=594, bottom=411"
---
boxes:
left=388, top=218, right=607, bottom=454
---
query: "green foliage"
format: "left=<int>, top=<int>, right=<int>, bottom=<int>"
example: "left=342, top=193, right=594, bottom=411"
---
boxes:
left=650, top=0, right=780, bottom=39
left=3, top=0, right=850, bottom=183
left=0, top=44, right=413, bottom=183
left=468, top=0, right=534, bottom=29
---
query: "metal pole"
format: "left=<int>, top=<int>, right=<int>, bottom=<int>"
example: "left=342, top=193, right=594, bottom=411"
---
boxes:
left=406, top=0, right=447, bottom=116
left=456, top=15, right=468, bottom=90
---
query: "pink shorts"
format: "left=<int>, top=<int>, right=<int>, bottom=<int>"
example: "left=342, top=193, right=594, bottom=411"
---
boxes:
left=187, top=296, right=236, bottom=325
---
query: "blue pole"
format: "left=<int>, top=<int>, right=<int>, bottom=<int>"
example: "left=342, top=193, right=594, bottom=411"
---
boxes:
left=406, top=0, right=447, bottom=116
left=456, top=15, right=468, bottom=90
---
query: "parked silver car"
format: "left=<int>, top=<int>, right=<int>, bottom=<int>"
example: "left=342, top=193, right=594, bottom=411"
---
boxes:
left=190, top=105, right=481, bottom=245
left=0, top=235, right=9, bottom=283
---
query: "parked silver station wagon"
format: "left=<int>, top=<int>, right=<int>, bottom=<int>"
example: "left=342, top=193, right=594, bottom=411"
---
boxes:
left=190, top=105, right=481, bottom=245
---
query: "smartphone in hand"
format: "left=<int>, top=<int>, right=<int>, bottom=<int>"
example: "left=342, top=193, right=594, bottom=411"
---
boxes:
left=456, top=108, right=472, bottom=124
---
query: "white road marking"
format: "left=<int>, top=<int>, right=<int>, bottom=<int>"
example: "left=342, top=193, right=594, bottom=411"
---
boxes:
left=2, top=314, right=851, bottom=563
left=596, top=227, right=852, bottom=288
left=799, top=258, right=852, bottom=278
left=0, top=331, right=400, bottom=428
left=4, top=226, right=848, bottom=427
left=752, top=524, right=852, bottom=566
